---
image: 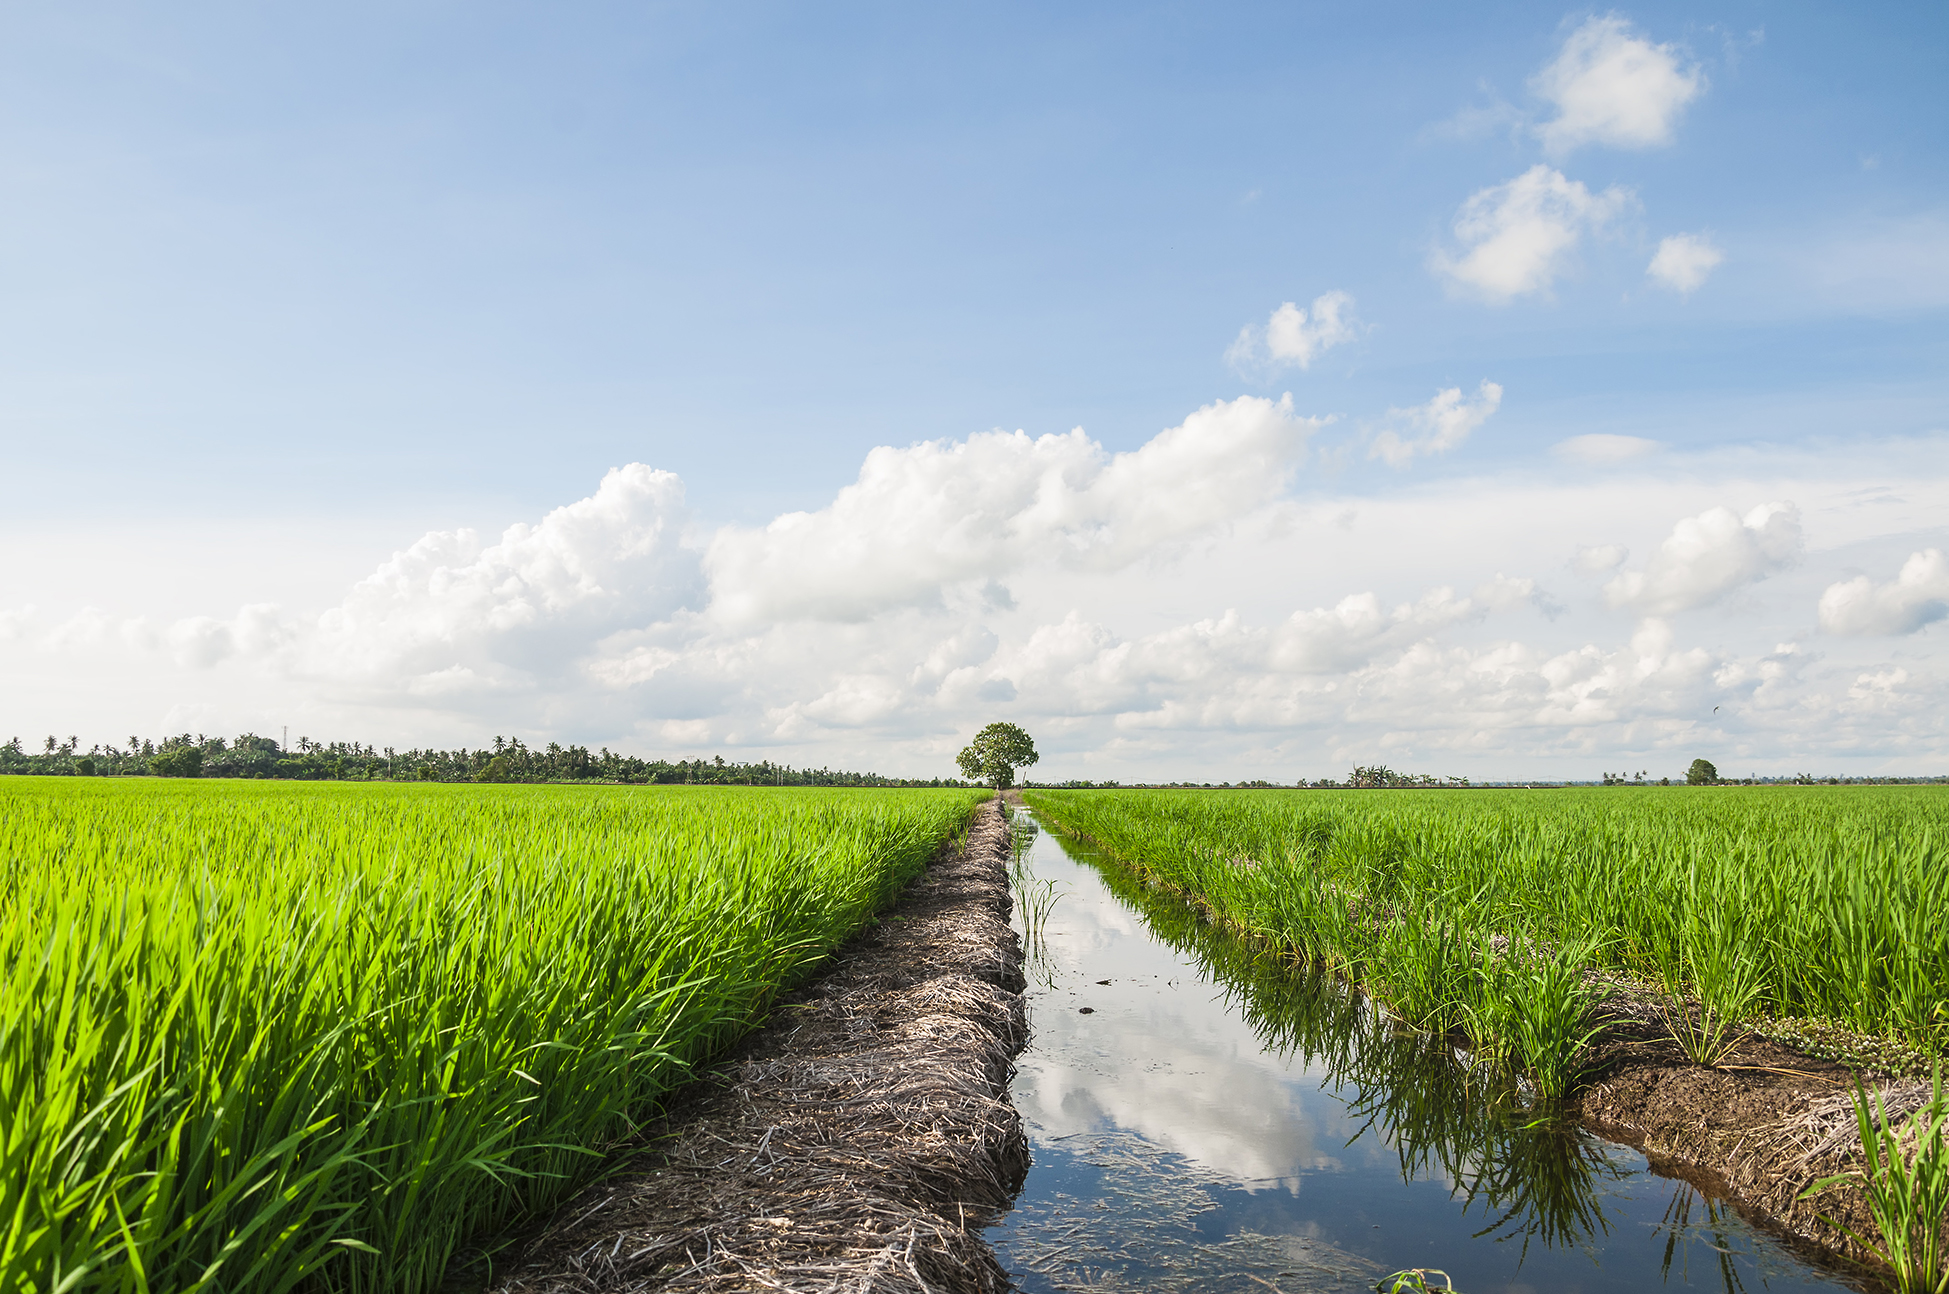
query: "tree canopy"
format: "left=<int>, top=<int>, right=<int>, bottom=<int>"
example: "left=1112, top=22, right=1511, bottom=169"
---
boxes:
left=0, top=732, right=969, bottom=787
left=1687, top=758, right=1719, bottom=785
left=955, top=722, right=1038, bottom=791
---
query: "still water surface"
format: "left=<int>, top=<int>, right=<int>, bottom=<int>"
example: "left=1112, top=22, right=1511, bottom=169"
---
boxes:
left=988, top=812, right=1869, bottom=1294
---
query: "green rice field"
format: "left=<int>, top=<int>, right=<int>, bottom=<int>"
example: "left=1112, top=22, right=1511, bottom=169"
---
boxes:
left=1024, top=787, right=1949, bottom=1095
left=2, top=778, right=984, bottom=1293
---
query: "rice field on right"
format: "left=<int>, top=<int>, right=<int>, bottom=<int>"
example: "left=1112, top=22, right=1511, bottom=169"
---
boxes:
left=1022, top=786, right=1949, bottom=1092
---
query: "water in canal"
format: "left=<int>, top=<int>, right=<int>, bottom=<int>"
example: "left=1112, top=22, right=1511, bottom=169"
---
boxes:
left=990, top=810, right=1871, bottom=1294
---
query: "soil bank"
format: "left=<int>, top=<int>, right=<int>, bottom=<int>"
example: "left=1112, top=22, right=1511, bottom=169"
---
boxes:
left=1572, top=995, right=1944, bottom=1283
left=482, top=799, right=1027, bottom=1294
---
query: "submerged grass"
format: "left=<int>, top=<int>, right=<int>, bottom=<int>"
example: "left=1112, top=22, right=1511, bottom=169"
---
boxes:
left=1, top=778, right=983, bottom=1293
left=1023, top=787, right=1949, bottom=1099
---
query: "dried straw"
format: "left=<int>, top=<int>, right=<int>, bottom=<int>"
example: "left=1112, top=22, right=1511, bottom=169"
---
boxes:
left=488, top=801, right=1027, bottom=1294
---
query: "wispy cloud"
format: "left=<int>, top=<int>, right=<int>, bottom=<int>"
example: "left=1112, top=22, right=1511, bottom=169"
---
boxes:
left=1553, top=433, right=1662, bottom=465
left=1432, top=166, right=1634, bottom=301
left=1369, top=381, right=1503, bottom=467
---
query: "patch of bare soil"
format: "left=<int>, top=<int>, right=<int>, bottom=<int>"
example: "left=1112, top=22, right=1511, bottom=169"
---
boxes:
left=1572, top=978, right=1943, bottom=1286
left=483, top=800, right=1027, bottom=1294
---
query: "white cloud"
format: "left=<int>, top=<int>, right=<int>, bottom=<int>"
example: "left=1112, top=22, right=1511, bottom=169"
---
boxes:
left=11, top=419, right=1949, bottom=778
left=1819, top=549, right=1949, bottom=636
left=1369, top=381, right=1503, bottom=467
left=1050, top=607, right=1719, bottom=740
left=1603, top=502, right=1802, bottom=615
left=1532, top=15, right=1703, bottom=156
left=705, top=394, right=1321, bottom=624
left=1572, top=543, right=1629, bottom=577
left=1848, top=667, right=1911, bottom=707
left=1225, top=291, right=1357, bottom=374
left=1553, top=433, right=1662, bottom=464
left=0, top=604, right=36, bottom=642
left=162, top=604, right=294, bottom=669
left=309, top=464, right=699, bottom=692
left=1433, top=166, right=1634, bottom=301
left=1648, top=233, right=1724, bottom=293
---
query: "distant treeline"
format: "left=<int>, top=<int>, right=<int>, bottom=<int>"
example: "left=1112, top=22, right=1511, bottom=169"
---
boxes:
left=0, top=733, right=969, bottom=787
left=1030, top=763, right=1949, bottom=789
left=7, top=736, right=1943, bottom=789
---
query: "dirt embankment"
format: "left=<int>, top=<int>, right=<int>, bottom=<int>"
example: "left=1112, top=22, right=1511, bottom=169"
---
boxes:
left=483, top=800, right=1027, bottom=1294
left=1571, top=988, right=1943, bottom=1282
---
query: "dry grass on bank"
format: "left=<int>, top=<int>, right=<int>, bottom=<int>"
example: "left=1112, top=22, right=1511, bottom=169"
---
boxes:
left=480, top=801, right=1028, bottom=1294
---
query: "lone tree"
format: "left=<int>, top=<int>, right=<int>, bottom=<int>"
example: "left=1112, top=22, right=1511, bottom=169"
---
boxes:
left=1686, top=758, right=1719, bottom=785
left=957, top=722, right=1038, bottom=794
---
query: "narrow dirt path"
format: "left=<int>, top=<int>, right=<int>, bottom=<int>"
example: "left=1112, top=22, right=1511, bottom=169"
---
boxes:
left=484, top=799, right=1026, bottom=1294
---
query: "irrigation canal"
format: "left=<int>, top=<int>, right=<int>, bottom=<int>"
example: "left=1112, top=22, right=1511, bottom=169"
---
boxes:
left=988, top=810, right=1868, bottom=1294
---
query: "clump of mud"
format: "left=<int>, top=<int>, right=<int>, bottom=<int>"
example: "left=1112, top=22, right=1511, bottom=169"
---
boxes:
left=485, top=801, right=1027, bottom=1294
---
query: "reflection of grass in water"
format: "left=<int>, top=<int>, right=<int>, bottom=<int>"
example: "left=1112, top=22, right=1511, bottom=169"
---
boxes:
left=1078, top=841, right=1632, bottom=1257
left=994, top=1129, right=1379, bottom=1293
left=1010, top=815, right=1064, bottom=987
left=1658, top=1185, right=1754, bottom=1293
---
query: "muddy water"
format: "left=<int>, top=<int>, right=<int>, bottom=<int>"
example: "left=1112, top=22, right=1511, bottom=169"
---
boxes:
left=989, top=813, right=1869, bottom=1294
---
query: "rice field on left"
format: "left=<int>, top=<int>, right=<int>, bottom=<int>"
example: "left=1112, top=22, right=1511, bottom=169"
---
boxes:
left=1, top=777, right=986, bottom=1293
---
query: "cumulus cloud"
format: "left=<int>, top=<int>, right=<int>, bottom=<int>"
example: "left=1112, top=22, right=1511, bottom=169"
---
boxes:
left=16, top=403, right=1949, bottom=778
left=1369, top=381, right=1503, bottom=467
left=310, top=464, right=699, bottom=693
left=978, top=578, right=1537, bottom=728
left=1603, top=502, right=1802, bottom=615
left=1042, top=602, right=1718, bottom=740
left=1553, top=433, right=1661, bottom=464
left=1819, top=550, right=1949, bottom=636
left=1533, top=15, right=1703, bottom=156
left=1433, top=166, right=1634, bottom=301
left=1648, top=233, right=1724, bottom=293
left=705, top=395, right=1321, bottom=624
left=1225, top=291, right=1357, bottom=374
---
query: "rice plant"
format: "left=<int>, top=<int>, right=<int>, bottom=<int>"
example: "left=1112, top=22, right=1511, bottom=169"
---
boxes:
left=0, top=779, right=983, bottom=1293
left=1802, top=1062, right=1949, bottom=1294
left=1023, top=786, right=1949, bottom=1094
left=1655, top=913, right=1769, bottom=1067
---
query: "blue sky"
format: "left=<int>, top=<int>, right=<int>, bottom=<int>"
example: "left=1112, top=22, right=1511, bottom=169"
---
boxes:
left=4, top=2, right=1947, bottom=780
